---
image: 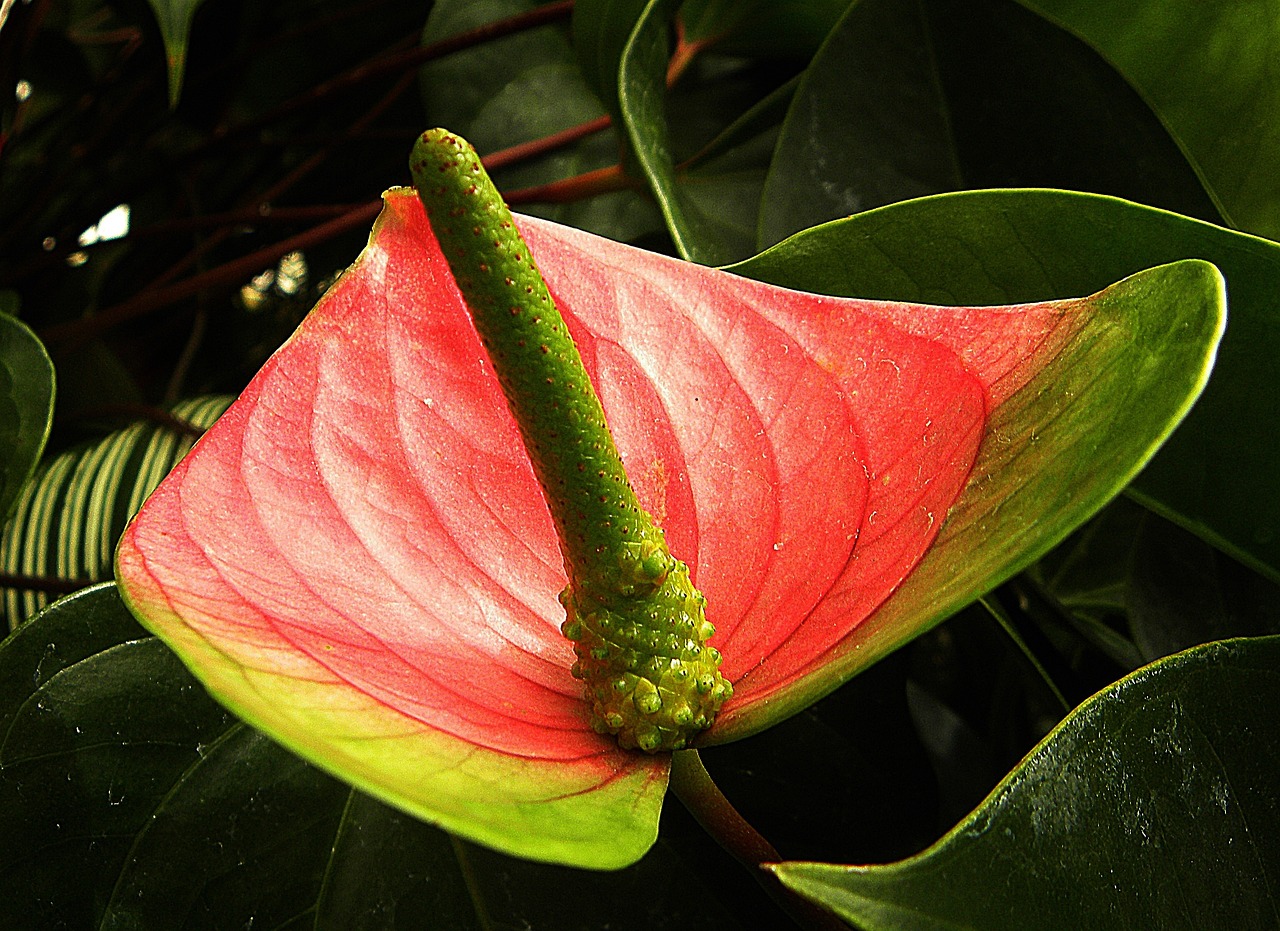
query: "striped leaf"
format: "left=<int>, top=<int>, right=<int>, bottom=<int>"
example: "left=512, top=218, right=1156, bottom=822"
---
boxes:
left=2, top=396, right=232, bottom=629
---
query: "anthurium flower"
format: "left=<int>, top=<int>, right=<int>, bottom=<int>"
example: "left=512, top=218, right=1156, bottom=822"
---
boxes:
left=115, top=185, right=1223, bottom=869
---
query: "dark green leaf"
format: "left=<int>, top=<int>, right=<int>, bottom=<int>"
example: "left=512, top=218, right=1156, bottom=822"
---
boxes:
left=773, top=635, right=1280, bottom=931
left=731, top=189, right=1280, bottom=583
left=703, top=653, right=940, bottom=865
left=1123, top=516, right=1262, bottom=662
left=314, top=791, right=758, bottom=930
left=314, top=794, right=484, bottom=931
left=615, top=0, right=796, bottom=264
left=683, top=73, right=799, bottom=170
left=0, top=585, right=479, bottom=930
left=572, top=0, right=651, bottom=118
left=1018, top=0, right=1280, bottom=240
left=0, top=312, right=54, bottom=526
left=1022, top=502, right=1151, bottom=672
left=924, top=0, right=1218, bottom=223
left=0, top=584, right=235, bottom=930
left=0, top=583, right=147, bottom=732
left=1034, top=499, right=1280, bottom=668
left=615, top=0, right=704, bottom=256
left=98, top=726, right=350, bottom=929
left=0, top=586, right=754, bottom=927
left=680, top=0, right=849, bottom=58
left=758, top=0, right=963, bottom=250
left=420, top=0, right=575, bottom=134
left=758, top=0, right=1219, bottom=249
left=456, top=833, right=748, bottom=930
left=668, top=76, right=800, bottom=262
left=1033, top=500, right=1145, bottom=622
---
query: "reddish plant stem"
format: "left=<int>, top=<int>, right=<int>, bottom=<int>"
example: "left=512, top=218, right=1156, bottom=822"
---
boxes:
left=504, top=164, right=640, bottom=205
left=134, top=0, right=573, bottom=305
left=147, top=67, right=417, bottom=294
left=132, top=204, right=369, bottom=238
left=667, top=12, right=716, bottom=87
left=268, top=72, right=418, bottom=196
left=482, top=113, right=614, bottom=172
left=5, top=201, right=375, bottom=285
left=201, top=1, right=575, bottom=153
left=669, top=751, right=849, bottom=931
left=32, top=0, right=702, bottom=343
left=39, top=201, right=381, bottom=348
left=36, top=149, right=626, bottom=346
left=4, top=1, right=572, bottom=282
left=489, top=9, right=717, bottom=206
left=670, top=750, right=781, bottom=864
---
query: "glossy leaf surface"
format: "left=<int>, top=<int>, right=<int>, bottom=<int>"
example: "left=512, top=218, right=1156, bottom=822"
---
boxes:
left=0, top=312, right=54, bottom=525
left=617, top=0, right=726, bottom=264
left=117, top=188, right=1223, bottom=866
left=736, top=189, right=1280, bottom=581
left=572, top=0, right=650, bottom=120
left=609, top=0, right=803, bottom=264
left=680, top=0, right=848, bottom=58
left=757, top=0, right=1222, bottom=251
left=0, top=585, right=743, bottom=928
left=0, top=585, right=237, bottom=929
left=773, top=635, right=1280, bottom=931
left=1019, top=0, right=1280, bottom=240
left=757, top=0, right=962, bottom=249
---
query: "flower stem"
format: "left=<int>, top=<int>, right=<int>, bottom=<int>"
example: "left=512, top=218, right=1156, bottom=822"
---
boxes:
left=669, top=750, right=849, bottom=931
left=669, top=749, right=781, bottom=864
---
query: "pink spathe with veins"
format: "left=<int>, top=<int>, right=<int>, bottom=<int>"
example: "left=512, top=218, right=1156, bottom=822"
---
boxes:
left=122, top=188, right=1076, bottom=763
